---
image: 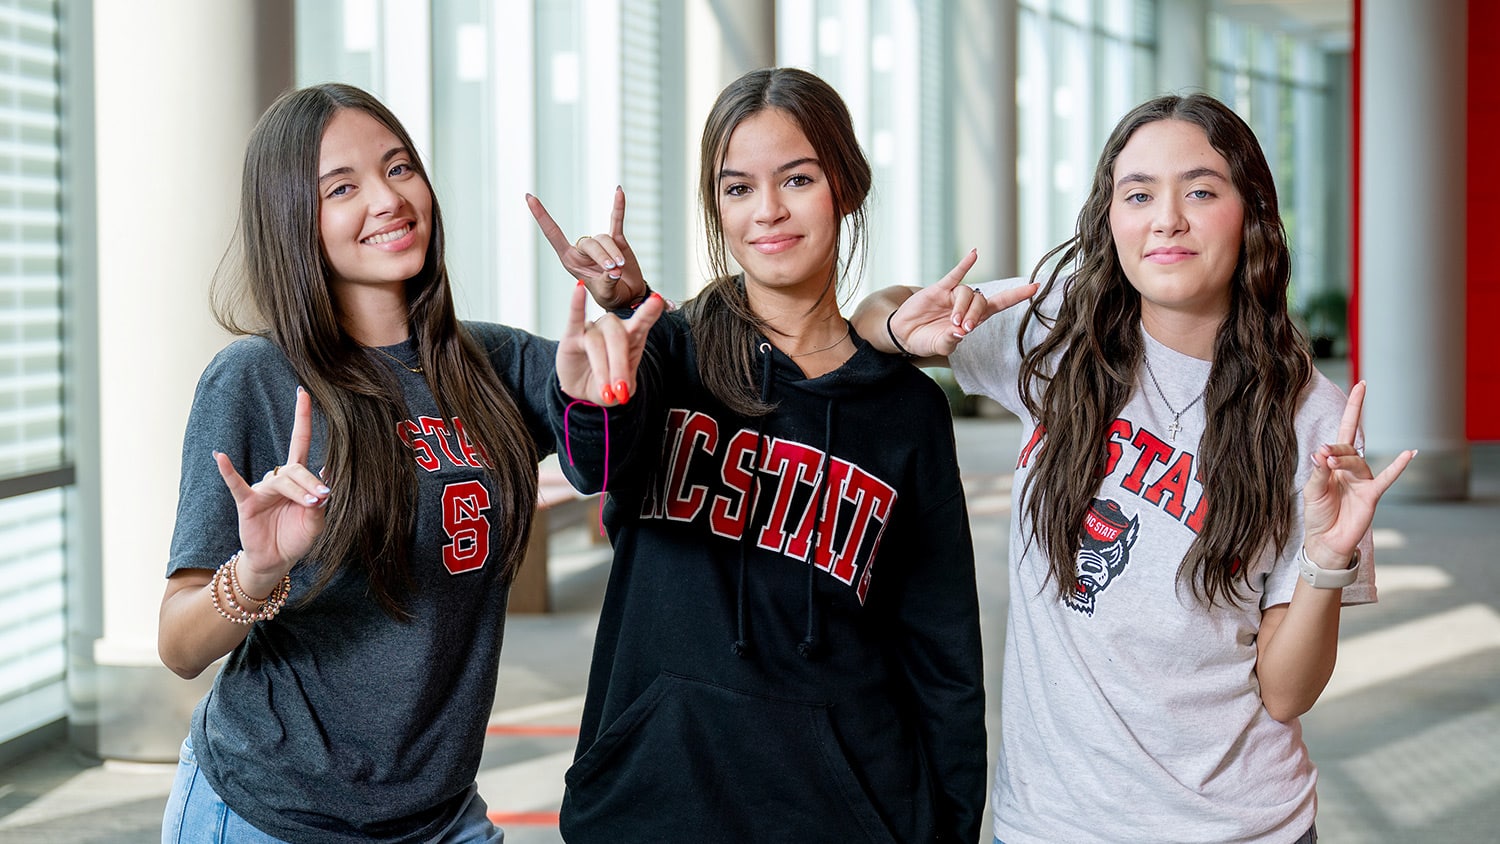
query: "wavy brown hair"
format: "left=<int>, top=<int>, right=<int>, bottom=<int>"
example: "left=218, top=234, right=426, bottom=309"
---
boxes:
left=1018, top=93, right=1311, bottom=607
left=684, top=67, right=872, bottom=416
left=213, top=83, right=538, bottom=619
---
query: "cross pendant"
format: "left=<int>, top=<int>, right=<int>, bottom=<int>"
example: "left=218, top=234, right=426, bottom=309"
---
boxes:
left=1167, top=415, right=1182, bottom=441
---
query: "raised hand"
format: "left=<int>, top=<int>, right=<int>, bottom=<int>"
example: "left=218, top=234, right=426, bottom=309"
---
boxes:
left=1301, top=381, right=1415, bottom=566
left=527, top=186, right=647, bottom=310
left=888, top=250, right=1039, bottom=358
left=556, top=280, right=665, bottom=405
left=213, top=387, right=330, bottom=595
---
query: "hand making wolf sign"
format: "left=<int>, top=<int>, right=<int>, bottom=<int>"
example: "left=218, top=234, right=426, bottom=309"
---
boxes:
left=527, top=186, right=648, bottom=311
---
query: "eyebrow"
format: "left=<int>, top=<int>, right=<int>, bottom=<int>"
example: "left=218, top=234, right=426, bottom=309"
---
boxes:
left=319, top=146, right=409, bottom=184
left=1114, top=166, right=1228, bottom=190
left=719, top=156, right=819, bottom=181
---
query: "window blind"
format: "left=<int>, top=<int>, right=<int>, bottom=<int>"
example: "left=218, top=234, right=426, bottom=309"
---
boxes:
left=0, top=0, right=67, bottom=745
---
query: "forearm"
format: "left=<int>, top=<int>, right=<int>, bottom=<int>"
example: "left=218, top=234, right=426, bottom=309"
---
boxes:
left=849, top=286, right=919, bottom=354
left=1255, top=580, right=1344, bottom=721
left=158, top=568, right=254, bottom=677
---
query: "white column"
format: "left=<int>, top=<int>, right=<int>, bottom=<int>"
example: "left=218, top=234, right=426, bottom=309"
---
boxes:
left=952, top=0, right=1018, bottom=279
left=1359, top=0, right=1468, bottom=499
left=85, top=0, right=292, bottom=760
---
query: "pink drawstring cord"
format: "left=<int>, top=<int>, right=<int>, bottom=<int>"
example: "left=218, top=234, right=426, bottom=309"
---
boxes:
left=562, top=398, right=609, bottom=536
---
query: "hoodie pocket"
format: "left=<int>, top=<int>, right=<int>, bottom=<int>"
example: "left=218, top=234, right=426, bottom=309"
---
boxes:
left=563, top=672, right=897, bottom=843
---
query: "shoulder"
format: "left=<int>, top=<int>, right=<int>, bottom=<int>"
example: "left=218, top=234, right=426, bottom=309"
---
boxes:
left=197, top=335, right=295, bottom=393
left=1296, top=368, right=1350, bottom=438
left=462, top=320, right=540, bottom=349
left=891, top=362, right=954, bottom=409
left=462, top=320, right=557, bottom=365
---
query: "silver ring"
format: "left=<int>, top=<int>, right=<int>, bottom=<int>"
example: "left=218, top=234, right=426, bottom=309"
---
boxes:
left=1355, top=445, right=1365, bottom=458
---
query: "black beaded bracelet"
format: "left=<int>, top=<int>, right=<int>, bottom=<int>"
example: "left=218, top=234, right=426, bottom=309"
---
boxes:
left=885, top=309, right=916, bottom=360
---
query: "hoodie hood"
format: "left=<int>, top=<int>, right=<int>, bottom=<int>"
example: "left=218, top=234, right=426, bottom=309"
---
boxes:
left=756, top=322, right=913, bottom=400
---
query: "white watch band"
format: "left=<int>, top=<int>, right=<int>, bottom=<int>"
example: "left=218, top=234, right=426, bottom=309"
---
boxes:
left=1298, top=545, right=1359, bottom=589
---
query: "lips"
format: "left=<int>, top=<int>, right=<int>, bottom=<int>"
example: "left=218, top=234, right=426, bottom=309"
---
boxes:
left=1144, top=246, right=1196, bottom=264
left=749, top=234, right=802, bottom=255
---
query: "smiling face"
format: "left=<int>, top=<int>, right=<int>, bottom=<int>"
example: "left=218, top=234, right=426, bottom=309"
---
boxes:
left=317, top=108, right=432, bottom=298
left=1108, top=119, right=1245, bottom=333
left=716, top=108, right=839, bottom=296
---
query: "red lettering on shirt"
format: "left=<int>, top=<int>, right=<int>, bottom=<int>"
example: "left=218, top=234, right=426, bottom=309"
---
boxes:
left=757, top=439, right=825, bottom=552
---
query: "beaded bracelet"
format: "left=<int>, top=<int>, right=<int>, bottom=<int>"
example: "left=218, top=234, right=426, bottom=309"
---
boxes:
left=210, top=551, right=291, bottom=625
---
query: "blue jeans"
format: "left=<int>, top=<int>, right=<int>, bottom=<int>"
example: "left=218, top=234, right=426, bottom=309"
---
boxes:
left=995, top=828, right=1316, bottom=844
left=163, top=736, right=505, bottom=843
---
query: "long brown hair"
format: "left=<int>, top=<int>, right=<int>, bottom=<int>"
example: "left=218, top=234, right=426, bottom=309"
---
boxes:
left=213, top=83, right=538, bottom=619
left=1018, top=93, right=1311, bottom=607
left=684, top=67, right=872, bottom=416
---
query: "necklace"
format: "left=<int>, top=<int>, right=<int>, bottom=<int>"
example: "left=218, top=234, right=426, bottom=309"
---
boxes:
left=366, top=344, right=422, bottom=373
left=786, top=325, right=851, bottom=358
left=1142, top=355, right=1205, bottom=442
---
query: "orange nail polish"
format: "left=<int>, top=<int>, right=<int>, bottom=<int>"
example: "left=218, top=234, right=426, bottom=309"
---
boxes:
left=601, top=387, right=615, bottom=404
left=614, top=381, right=630, bottom=403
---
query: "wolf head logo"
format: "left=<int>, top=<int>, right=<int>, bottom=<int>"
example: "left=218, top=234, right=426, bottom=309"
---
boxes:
left=1064, top=498, right=1140, bottom=617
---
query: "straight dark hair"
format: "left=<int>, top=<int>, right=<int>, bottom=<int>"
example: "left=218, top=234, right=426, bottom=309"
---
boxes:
left=684, top=67, right=872, bottom=415
left=213, top=83, right=538, bottom=619
left=1018, top=93, right=1311, bottom=607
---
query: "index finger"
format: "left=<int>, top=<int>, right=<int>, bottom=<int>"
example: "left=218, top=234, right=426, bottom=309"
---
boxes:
left=609, top=186, right=627, bottom=241
left=987, top=281, right=1040, bottom=313
left=525, top=193, right=572, bottom=259
left=934, top=249, right=979, bottom=292
left=1337, top=380, right=1366, bottom=444
left=286, top=386, right=314, bottom=468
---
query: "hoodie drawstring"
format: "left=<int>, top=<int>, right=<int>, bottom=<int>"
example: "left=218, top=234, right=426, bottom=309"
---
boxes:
left=732, top=342, right=835, bottom=661
left=797, top=399, right=834, bottom=661
left=731, top=343, right=776, bottom=658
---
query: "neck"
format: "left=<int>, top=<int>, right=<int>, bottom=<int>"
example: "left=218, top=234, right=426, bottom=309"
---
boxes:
left=335, top=282, right=412, bottom=346
left=1140, top=307, right=1223, bottom=360
left=744, top=277, right=845, bottom=344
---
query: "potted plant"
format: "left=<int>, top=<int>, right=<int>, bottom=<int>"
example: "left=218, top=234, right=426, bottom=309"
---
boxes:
left=1300, top=288, right=1349, bottom=359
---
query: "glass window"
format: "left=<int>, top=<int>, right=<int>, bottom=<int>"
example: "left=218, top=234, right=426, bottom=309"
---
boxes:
left=1018, top=0, right=1157, bottom=273
left=0, top=0, right=67, bottom=745
left=779, top=0, right=943, bottom=291
left=1208, top=12, right=1336, bottom=309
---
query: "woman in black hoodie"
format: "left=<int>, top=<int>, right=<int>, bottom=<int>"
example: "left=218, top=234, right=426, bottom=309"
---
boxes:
left=529, top=67, right=994, bottom=842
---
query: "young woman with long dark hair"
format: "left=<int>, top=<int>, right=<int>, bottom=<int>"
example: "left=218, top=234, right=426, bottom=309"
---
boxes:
left=856, top=92, right=1414, bottom=844
left=157, top=82, right=660, bottom=843
left=528, top=67, right=989, bottom=842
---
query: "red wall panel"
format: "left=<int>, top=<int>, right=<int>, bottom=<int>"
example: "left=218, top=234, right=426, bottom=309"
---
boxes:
left=1470, top=0, right=1500, bottom=439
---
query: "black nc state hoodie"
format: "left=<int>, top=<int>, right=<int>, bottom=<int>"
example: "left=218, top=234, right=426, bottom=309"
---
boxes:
left=553, top=310, right=986, bottom=843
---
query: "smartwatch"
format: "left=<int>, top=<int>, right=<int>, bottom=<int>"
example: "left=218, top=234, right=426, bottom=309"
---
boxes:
left=1298, top=545, right=1360, bottom=589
